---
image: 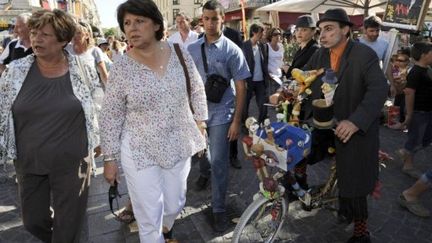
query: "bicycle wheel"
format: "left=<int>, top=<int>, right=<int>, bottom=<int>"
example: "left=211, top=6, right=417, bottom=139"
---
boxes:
left=232, top=194, right=287, bottom=243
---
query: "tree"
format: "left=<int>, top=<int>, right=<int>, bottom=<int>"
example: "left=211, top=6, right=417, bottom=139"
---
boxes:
left=103, top=27, right=118, bottom=38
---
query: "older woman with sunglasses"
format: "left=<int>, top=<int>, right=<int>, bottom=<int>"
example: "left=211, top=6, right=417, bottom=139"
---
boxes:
left=0, top=9, right=99, bottom=242
left=100, top=0, right=207, bottom=242
left=266, top=27, right=285, bottom=94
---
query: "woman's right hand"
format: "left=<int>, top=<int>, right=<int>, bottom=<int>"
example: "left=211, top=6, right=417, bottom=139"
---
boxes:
left=104, top=161, right=119, bottom=185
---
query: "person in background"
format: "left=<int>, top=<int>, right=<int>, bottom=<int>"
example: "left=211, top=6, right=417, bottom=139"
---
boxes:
left=0, top=9, right=100, bottom=242
left=0, top=13, right=33, bottom=74
left=168, top=12, right=198, bottom=49
left=261, top=22, right=272, bottom=44
left=111, top=39, right=124, bottom=62
left=267, top=27, right=284, bottom=94
left=97, top=38, right=113, bottom=72
left=359, top=16, right=388, bottom=64
left=397, top=42, right=432, bottom=180
left=389, top=48, right=411, bottom=129
left=67, top=21, right=109, bottom=86
left=242, top=23, right=269, bottom=124
left=101, top=0, right=207, bottom=242
left=305, top=8, right=388, bottom=242
left=399, top=169, right=431, bottom=218
left=187, top=0, right=249, bottom=232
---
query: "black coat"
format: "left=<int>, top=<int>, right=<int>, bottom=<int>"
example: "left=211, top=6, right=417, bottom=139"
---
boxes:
left=305, top=40, right=388, bottom=197
left=242, top=40, right=269, bottom=83
left=286, top=39, right=319, bottom=79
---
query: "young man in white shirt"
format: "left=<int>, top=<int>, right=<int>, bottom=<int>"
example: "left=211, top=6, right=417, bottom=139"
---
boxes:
left=168, top=12, right=198, bottom=49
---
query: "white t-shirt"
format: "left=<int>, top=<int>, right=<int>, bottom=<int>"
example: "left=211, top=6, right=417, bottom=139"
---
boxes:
left=267, top=42, right=284, bottom=79
left=168, top=30, right=198, bottom=49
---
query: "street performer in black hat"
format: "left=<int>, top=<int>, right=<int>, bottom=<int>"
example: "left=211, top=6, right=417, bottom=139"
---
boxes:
left=284, top=14, right=320, bottom=190
left=286, top=15, right=319, bottom=80
left=304, top=8, right=388, bottom=243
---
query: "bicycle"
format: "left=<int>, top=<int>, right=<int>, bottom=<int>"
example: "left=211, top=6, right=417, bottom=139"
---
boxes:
left=232, top=118, right=393, bottom=243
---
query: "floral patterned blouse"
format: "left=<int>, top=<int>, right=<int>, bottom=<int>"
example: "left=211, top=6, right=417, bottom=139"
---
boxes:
left=0, top=53, right=100, bottom=164
left=100, top=42, right=208, bottom=170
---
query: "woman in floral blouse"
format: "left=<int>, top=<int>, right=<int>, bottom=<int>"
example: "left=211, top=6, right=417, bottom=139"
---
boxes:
left=0, top=9, right=99, bottom=242
left=100, top=1, right=207, bottom=242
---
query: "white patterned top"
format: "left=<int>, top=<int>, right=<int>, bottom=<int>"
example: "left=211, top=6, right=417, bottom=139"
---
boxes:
left=100, top=42, right=208, bottom=170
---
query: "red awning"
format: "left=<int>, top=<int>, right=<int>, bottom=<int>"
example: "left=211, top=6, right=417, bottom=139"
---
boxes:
left=225, top=9, right=250, bottom=22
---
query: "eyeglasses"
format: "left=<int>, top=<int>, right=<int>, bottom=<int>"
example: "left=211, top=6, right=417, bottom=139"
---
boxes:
left=396, top=59, right=408, bottom=62
left=108, top=181, right=127, bottom=217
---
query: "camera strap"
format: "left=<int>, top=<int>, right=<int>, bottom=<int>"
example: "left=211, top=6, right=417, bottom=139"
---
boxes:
left=201, top=43, right=209, bottom=75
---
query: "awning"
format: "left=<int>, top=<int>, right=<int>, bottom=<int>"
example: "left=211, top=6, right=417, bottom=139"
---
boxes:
left=225, top=9, right=250, bottom=22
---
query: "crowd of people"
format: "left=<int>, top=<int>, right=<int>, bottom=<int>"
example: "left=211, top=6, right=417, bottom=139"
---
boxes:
left=0, top=0, right=431, bottom=243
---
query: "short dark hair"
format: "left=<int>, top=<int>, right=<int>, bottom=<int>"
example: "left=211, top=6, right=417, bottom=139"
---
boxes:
left=249, top=23, right=263, bottom=38
left=28, top=9, right=76, bottom=43
left=202, top=0, right=225, bottom=17
left=117, top=0, right=164, bottom=41
left=411, top=42, right=432, bottom=61
left=363, top=16, right=382, bottom=29
left=398, top=47, right=411, bottom=57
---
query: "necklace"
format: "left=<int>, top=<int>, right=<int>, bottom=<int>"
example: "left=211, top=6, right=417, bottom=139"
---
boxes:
left=37, top=55, right=67, bottom=69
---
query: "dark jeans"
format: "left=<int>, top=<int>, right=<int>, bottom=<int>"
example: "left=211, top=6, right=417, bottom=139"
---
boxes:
left=404, top=111, right=432, bottom=154
left=394, top=93, right=406, bottom=123
left=17, top=159, right=90, bottom=243
left=198, top=123, right=231, bottom=213
left=243, top=80, right=268, bottom=124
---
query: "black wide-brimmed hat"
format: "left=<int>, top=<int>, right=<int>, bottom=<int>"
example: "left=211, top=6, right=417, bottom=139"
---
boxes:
left=296, top=15, right=315, bottom=28
left=316, top=8, right=353, bottom=27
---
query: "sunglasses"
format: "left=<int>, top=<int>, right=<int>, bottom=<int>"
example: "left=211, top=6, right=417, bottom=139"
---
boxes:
left=108, top=181, right=127, bottom=217
left=272, top=32, right=281, bottom=36
left=396, top=59, right=408, bottom=62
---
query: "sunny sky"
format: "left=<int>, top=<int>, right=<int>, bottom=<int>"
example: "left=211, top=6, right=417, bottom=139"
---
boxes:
left=95, top=0, right=126, bottom=28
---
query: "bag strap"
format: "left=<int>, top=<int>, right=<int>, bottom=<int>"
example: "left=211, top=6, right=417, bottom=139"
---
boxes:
left=200, top=43, right=208, bottom=74
left=173, top=43, right=194, bottom=114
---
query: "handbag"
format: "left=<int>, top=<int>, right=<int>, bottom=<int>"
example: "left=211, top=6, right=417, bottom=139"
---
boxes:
left=200, top=43, right=229, bottom=103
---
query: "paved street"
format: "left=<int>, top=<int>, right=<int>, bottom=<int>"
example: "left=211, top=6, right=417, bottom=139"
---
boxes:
left=1, top=121, right=431, bottom=243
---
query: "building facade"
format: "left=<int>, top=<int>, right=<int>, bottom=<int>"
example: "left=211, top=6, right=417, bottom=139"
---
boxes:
left=155, top=0, right=203, bottom=27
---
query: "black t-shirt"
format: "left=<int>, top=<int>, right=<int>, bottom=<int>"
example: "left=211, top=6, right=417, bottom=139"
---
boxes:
left=406, top=65, right=432, bottom=112
left=12, top=62, right=88, bottom=175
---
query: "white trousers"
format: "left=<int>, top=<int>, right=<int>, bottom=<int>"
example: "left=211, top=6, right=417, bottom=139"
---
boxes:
left=121, top=135, right=191, bottom=243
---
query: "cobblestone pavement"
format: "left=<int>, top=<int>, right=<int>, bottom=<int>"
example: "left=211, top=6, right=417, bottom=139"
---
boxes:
left=1, top=125, right=431, bottom=243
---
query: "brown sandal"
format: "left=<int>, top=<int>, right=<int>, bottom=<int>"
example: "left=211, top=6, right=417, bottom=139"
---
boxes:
left=115, top=209, right=135, bottom=224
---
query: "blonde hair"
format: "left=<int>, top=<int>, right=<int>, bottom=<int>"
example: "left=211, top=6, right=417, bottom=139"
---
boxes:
left=76, top=21, right=95, bottom=47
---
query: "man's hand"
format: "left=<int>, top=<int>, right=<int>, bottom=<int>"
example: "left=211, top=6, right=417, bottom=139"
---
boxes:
left=227, top=121, right=240, bottom=141
left=103, top=161, right=119, bottom=186
left=94, top=146, right=102, bottom=158
left=335, top=120, right=359, bottom=143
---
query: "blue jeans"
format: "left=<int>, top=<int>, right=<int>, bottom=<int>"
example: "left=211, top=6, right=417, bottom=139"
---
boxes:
left=420, top=169, right=432, bottom=186
left=404, top=111, right=432, bottom=154
left=199, top=123, right=231, bottom=213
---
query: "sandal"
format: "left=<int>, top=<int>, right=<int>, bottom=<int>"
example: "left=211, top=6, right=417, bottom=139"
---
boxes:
left=398, top=194, right=430, bottom=218
left=115, top=208, right=135, bottom=224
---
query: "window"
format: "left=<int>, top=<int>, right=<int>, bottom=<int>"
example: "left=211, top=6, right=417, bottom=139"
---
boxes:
left=173, top=0, right=179, bottom=5
left=173, top=9, right=180, bottom=24
left=194, top=0, right=202, bottom=4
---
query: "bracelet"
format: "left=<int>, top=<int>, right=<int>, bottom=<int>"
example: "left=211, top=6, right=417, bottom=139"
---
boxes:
left=103, top=154, right=117, bottom=162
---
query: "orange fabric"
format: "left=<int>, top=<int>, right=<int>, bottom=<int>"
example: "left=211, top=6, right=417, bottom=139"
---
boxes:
left=330, top=38, right=348, bottom=72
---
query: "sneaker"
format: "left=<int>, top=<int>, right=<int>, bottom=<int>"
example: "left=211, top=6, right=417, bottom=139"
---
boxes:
left=195, top=176, right=209, bottom=191
left=213, top=212, right=228, bottom=232
left=230, top=157, right=242, bottom=169
left=398, top=193, right=430, bottom=218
